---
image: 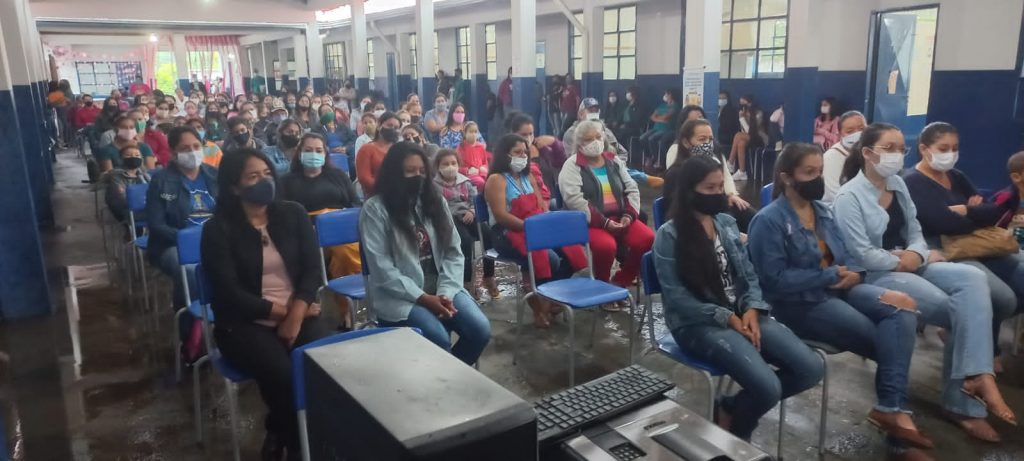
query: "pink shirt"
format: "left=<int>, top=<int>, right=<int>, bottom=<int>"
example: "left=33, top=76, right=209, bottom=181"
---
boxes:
left=255, top=226, right=293, bottom=327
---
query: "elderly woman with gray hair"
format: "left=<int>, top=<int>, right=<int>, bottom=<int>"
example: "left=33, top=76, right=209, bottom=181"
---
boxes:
left=558, top=120, right=655, bottom=295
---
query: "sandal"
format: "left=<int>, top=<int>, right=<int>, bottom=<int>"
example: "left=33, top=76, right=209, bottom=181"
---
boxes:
left=527, top=295, right=551, bottom=329
left=867, top=409, right=934, bottom=449
left=960, top=376, right=1018, bottom=426
left=943, top=411, right=1001, bottom=443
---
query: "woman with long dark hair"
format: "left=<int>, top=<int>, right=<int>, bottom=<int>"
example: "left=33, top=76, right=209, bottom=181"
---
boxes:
left=359, top=142, right=491, bottom=364
left=834, top=122, right=1016, bottom=441
left=813, top=97, right=840, bottom=150
left=652, top=155, right=823, bottom=442
left=726, top=94, right=768, bottom=182
left=200, top=148, right=328, bottom=459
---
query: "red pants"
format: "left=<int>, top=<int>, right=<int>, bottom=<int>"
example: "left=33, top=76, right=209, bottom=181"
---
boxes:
left=505, top=230, right=588, bottom=280
left=589, top=221, right=655, bottom=286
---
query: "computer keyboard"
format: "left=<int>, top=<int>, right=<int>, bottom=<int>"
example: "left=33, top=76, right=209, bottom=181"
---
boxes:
left=535, top=365, right=675, bottom=445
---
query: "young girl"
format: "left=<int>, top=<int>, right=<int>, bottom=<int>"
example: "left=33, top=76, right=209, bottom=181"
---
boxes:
left=433, top=149, right=499, bottom=299
left=813, top=97, right=840, bottom=150
left=456, top=121, right=490, bottom=190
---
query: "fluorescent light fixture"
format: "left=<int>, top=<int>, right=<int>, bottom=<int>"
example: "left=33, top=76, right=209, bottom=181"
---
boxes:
left=149, top=33, right=159, bottom=42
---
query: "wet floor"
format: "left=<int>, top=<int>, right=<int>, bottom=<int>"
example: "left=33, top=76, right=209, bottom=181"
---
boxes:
left=1, top=150, right=1023, bottom=460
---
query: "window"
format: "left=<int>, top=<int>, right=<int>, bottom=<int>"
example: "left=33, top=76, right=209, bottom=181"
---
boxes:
left=155, top=51, right=178, bottom=94
left=410, top=33, right=418, bottom=80
left=602, top=5, right=636, bottom=80
left=434, top=31, right=440, bottom=73
left=721, top=0, right=788, bottom=79
left=187, top=51, right=223, bottom=81
left=569, top=13, right=583, bottom=81
left=485, top=24, right=498, bottom=80
left=456, top=26, right=472, bottom=75
left=324, top=42, right=347, bottom=82
left=367, top=39, right=376, bottom=80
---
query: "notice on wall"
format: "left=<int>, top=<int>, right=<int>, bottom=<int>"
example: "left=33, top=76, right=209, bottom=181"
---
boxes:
left=682, top=66, right=705, bottom=107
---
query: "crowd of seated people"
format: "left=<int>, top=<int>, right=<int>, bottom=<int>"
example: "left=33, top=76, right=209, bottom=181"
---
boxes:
left=72, top=76, right=1024, bottom=461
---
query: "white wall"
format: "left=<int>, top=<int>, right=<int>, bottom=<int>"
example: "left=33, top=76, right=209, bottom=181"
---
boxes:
left=636, top=0, right=682, bottom=75
left=536, top=12, right=569, bottom=76
left=437, top=28, right=457, bottom=73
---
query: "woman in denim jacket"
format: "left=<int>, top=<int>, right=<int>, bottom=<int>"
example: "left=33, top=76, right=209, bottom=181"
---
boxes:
left=748, top=143, right=932, bottom=456
left=833, top=123, right=1016, bottom=441
left=652, top=156, right=822, bottom=441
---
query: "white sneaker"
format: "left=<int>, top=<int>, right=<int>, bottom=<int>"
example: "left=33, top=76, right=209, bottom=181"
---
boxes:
left=728, top=162, right=738, bottom=174
left=733, top=170, right=748, bottom=181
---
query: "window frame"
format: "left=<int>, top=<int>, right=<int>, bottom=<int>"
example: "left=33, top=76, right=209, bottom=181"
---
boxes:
left=455, top=26, right=472, bottom=76
left=485, top=24, right=498, bottom=81
left=434, top=31, right=440, bottom=74
left=410, top=33, right=418, bottom=80
left=324, top=42, right=347, bottom=82
left=721, top=0, right=789, bottom=79
left=367, top=39, right=376, bottom=80
left=568, top=12, right=583, bottom=81
left=602, top=5, right=637, bottom=81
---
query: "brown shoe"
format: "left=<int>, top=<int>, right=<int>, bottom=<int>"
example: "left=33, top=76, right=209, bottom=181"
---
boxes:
left=961, top=374, right=1018, bottom=426
left=943, top=411, right=1001, bottom=443
left=527, top=295, right=551, bottom=329
left=867, top=409, right=934, bottom=449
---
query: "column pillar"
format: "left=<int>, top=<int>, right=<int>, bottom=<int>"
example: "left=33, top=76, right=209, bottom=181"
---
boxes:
left=415, top=0, right=436, bottom=107
left=262, top=42, right=278, bottom=95
left=0, top=12, right=52, bottom=318
left=581, top=0, right=603, bottom=99
left=239, top=45, right=253, bottom=95
left=293, top=35, right=309, bottom=92
left=510, top=0, right=537, bottom=117
left=171, top=34, right=190, bottom=92
left=396, top=32, right=414, bottom=102
left=306, top=20, right=326, bottom=94
left=782, top=0, right=822, bottom=143
left=469, top=23, right=486, bottom=124
left=684, top=0, right=723, bottom=129
left=351, top=0, right=370, bottom=95
left=25, top=1, right=55, bottom=181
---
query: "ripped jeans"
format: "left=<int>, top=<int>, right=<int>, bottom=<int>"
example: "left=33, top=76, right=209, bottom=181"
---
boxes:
left=672, top=313, right=824, bottom=440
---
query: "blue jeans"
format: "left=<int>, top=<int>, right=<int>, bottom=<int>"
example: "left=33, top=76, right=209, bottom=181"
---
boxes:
left=962, top=254, right=1024, bottom=355
left=867, top=262, right=993, bottom=417
left=379, top=291, right=491, bottom=365
left=672, top=314, right=824, bottom=440
left=156, top=246, right=197, bottom=310
left=773, top=284, right=917, bottom=413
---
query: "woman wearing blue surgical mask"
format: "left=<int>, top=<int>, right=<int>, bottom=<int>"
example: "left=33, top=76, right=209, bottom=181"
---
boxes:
left=903, top=122, right=1023, bottom=379
left=833, top=123, right=1017, bottom=442
left=822, top=111, right=867, bottom=203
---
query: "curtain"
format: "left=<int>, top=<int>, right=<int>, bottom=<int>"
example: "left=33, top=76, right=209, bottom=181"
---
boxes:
left=185, top=35, right=243, bottom=96
left=141, top=43, right=157, bottom=89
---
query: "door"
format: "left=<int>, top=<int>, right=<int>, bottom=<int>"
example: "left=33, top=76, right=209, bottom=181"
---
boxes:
left=866, top=6, right=939, bottom=162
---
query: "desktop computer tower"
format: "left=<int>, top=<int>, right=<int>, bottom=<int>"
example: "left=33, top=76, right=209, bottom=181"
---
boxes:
left=304, top=328, right=538, bottom=461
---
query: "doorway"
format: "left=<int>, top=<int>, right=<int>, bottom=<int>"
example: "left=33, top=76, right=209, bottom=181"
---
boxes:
left=866, top=6, right=939, bottom=161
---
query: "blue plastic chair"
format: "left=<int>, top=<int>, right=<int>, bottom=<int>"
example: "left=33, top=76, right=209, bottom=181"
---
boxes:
left=314, top=208, right=367, bottom=329
left=760, top=183, right=774, bottom=208
left=652, top=196, right=666, bottom=229
left=515, top=210, right=635, bottom=386
left=173, top=225, right=205, bottom=384
left=125, top=183, right=152, bottom=310
left=329, top=153, right=350, bottom=174
left=291, top=327, right=420, bottom=461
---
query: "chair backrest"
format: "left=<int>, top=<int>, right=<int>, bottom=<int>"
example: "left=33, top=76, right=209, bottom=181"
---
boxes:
left=176, top=224, right=204, bottom=266
left=126, top=183, right=149, bottom=213
left=653, top=196, right=666, bottom=229
left=473, top=194, right=490, bottom=224
left=640, top=251, right=661, bottom=296
left=192, top=263, right=217, bottom=355
left=194, top=263, right=213, bottom=306
left=329, top=153, right=350, bottom=174
left=524, top=210, right=590, bottom=252
left=760, top=183, right=774, bottom=207
left=315, top=208, right=360, bottom=248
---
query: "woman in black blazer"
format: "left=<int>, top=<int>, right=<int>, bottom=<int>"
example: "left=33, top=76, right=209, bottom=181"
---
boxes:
left=200, top=147, right=328, bottom=459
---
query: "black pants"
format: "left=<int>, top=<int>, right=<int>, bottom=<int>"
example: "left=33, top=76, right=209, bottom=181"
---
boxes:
left=214, top=318, right=330, bottom=451
left=455, top=219, right=495, bottom=283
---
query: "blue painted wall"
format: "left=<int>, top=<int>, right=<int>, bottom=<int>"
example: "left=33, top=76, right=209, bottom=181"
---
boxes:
left=581, top=72, right=603, bottom=101
left=0, top=89, right=51, bottom=318
left=472, top=73, right=488, bottom=132
left=720, top=78, right=785, bottom=117
left=313, top=77, right=327, bottom=94
left=298, top=77, right=310, bottom=92
left=819, top=70, right=868, bottom=113
left=419, top=77, right=438, bottom=109
left=782, top=67, right=820, bottom=143
left=703, top=71, right=721, bottom=132
left=511, top=77, right=539, bottom=122
left=178, top=78, right=190, bottom=93
left=12, top=84, right=52, bottom=225
left=396, top=75, right=414, bottom=108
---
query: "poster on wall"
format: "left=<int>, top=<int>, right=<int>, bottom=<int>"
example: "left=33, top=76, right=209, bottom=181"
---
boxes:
left=682, top=66, right=705, bottom=106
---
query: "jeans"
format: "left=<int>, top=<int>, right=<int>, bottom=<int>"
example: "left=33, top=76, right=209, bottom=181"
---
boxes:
left=379, top=291, right=491, bottom=365
left=638, top=129, right=665, bottom=163
left=867, top=262, right=993, bottom=417
left=773, top=284, right=917, bottom=413
left=673, top=314, right=824, bottom=440
left=962, top=254, right=1024, bottom=356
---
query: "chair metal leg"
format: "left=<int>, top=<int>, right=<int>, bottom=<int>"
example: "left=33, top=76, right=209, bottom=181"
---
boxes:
left=298, top=409, right=311, bottom=461
left=225, top=379, right=241, bottom=461
left=588, top=308, right=599, bottom=348
left=513, top=293, right=528, bottom=366
left=568, top=307, right=576, bottom=387
left=193, top=355, right=206, bottom=443
left=627, top=295, right=635, bottom=364
left=777, top=399, right=786, bottom=461
left=815, top=348, right=829, bottom=455
left=174, top=307, right=186, bottom=383
left=702, top=371, right=715, bottom=420
left=135, top=248, right=152, bottom=312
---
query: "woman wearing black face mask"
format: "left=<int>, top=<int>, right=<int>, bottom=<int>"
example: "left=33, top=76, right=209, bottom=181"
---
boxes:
left=221, top=116, right=266, bottom=153
left=747, top=144, right=933, bottom=458
left=94, top=98, right=122, bottom=147
left=264, top=119, right=302, bottom=176
left=359, top=142, right=491, bottom=364
left=652, top=155, right=823, bottom=442
left=105, top=145, right=151, bottom=223
left=356, top=112, right=402, bottom=196
left=200, top=148, right=329, bottom=460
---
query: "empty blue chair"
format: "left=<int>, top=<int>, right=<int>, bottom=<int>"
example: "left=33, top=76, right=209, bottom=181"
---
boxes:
left=760, top=183, right=774, bottom=208
left=314, top=208, right=366, bottom=329
left=652, top=196, right=666, bottom=229
left=329, top=153, right=350, bottom=174
left=515, top=210, right=635, bottom=386
left=126, top=183, right=152, bottom=310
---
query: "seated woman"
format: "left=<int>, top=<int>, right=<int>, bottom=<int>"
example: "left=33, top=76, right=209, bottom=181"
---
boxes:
left=104, top=145, right=151, bottom=223
left=433, top=149, right=499, bottom=299
left=507, top=113, right=557, bottom=203
left=663, top=119, right=754, bottom=232
left=654, top=104, right=704, bottom=167
left=359, top=142, right=491, bottom=364
left=748, top=143, right=933, bottom=458
left=813, top=97, right=841, bottom=150
left=185, top=118, right=225, bottom=168
left=401, top=123, right=441, bottom=162
left=833, top=122, right=1017, bottom=441
left=96, top=115, right=155, bottom=172
left=726, top=95, right=769, bottom=182
left=439, top=103, right=484, bottom=150
left=319, top=110, right=355, bottom=158
left=638, top=89, right=680, bottom=168
left=200, top=148, right=328, bottom=459
left=902, top=122, right=1022, bottom=373
left=559, top=120, right=654, bottom=293
left=456, top=121, right=490, bottom=190
left=484, top=134, right=589, bottom=327
left=356, top=112, right=402, bottom=197
left=652, top=155, right=824, bottom=441
left=822, top=111, right=867, bottom=203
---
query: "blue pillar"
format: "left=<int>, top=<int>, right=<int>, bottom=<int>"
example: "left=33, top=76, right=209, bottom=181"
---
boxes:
left=472, top=73, right=488, bottom=132
left=512, top=77, right=538, bottom=123
left=34, top=81, right=55, bottom=185
left=13, top=84, right=53, bottom=225
left=356, top=77, right=371, bottom=98
left=703, top=71, right=721, bottom=133
left=783, top=67, right=820, bottom=143
left=580, top=72, right=603, bottom=101
left=298, top=77, right=310, bottom=92
left=178, top=78, right=190, bottom=93
left=419, top=77, right=437, bottom=108
left=312, top=77, right=327, bottom=94
left=0, top=89, right=52, bottom=318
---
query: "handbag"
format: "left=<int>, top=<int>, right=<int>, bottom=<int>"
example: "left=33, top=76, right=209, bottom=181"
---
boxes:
left=940, top=226, right=1019, bottom=261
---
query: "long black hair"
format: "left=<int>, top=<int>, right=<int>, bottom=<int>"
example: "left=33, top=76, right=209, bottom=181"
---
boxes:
left=288, top=132, right=339, bottom=173
left=772, top=142, right=823, bottom=199
left=669, top=156, right=729, bottom=305
left=840, top=122, right=900, bottom=185
left=376, top=142, right=452, bottom=248
left=373, top=112, right=399, bottom=141
left=445, top=102, right=468, bottom=127
left=671, top=119, right=715, bottom=168
left=919, top=121, right=957, bottom=148
left=489, top=133, right=529, bottom=175
left=818, top=97, right=839, bottom=122
left=214, top=148, right=278, bottom=225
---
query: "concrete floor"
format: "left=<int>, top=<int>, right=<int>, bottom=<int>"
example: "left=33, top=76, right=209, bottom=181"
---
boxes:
left=2, top=149, right=1023, bottom=460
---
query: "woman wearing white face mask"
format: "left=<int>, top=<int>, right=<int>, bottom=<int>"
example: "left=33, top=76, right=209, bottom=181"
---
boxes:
left=96, top=115, right=155, bottom=172
left=903, top=122, right=1023, bottom=376
left=558, top=120, right=654, bottom=296
left=822, top=111, right=867, bottom=203
left=833, top=123, right=1017, bottom=441
left=813, top=97, right=840, bottom=150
